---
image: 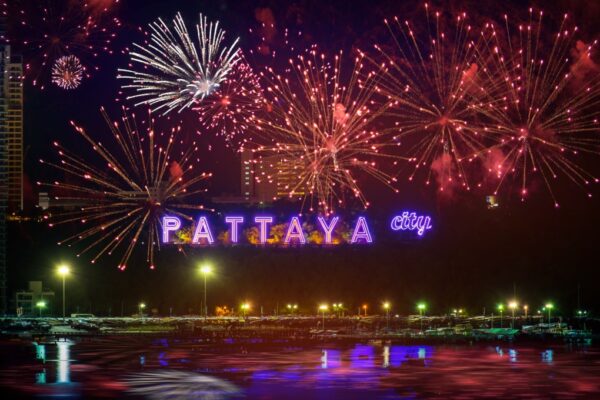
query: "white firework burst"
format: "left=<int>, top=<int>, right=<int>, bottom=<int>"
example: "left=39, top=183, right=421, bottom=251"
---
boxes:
left=118, top=12, right=241, bottom=114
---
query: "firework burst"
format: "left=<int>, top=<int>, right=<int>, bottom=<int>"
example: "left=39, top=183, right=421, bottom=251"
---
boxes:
left=38, top=108, right=212, bottom=270
left=252, top=49, right=403, bottom=213
left=475, top=9, right=600, bottom=206
left=192, top=59, right=264, bottom=148
left=51, top=55, right=84, bottom=89
left=372, top=4, right=492, bottom=193
left=5, top=0, right=121, bottom=89
left=118, top=12, right=241, bottom=115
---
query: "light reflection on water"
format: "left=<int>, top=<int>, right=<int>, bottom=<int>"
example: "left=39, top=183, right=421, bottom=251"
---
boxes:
left=1, top=339, right=599, bottom=399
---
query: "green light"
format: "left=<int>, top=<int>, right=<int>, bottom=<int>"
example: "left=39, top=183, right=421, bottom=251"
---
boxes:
left=545, top=303, right=554, bottom=310
left=36, top=301, right=46, bottom=308
left=417, top=303, right=426, bottom=311
left=497, top=304, right=504, bottom=311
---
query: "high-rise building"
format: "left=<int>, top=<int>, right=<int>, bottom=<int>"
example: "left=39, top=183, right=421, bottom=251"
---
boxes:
left=1, top=40, right=22, bottom=314
left=2, top=45, right=23, bottom=212
left=238, top=149, right=306, bottom=203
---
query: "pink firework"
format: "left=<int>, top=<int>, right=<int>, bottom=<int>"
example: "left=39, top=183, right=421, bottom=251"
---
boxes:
left=475, top=9, right=600, bottom=206
left=192, top=59, right=264, bottom=149
left=5, top=0, right=121, bottom=89
left=51, top=55, right=84, bottom=89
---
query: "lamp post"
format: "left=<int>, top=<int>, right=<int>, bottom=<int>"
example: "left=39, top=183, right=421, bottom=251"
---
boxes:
left=362, top=304, right=368, bottom=317
left=523, top=305, right=528, bottom=319
left=417, top=303, right=426, bottom=333
left=57, top=265, right=70, bottom=319
left=319, top=304, right=328, bottom=330
left=497, top=304, right=504, bottom=328
left=36, top=300, right=46, bottom=318
left=545, top=303, right=554, bottom=324
left=199, top=264, right=213, bottom=317
left=138, top=302, right=146, bottom=318
left=383, top=302, right=390, bottom=330
left=508, top=301, right=518, bottom=328
left=241, top=303, right=250, bottom=318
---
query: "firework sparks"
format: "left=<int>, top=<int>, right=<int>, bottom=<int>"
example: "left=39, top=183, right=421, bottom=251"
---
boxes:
left=5, top=0, right=121, bottom=89
left=252, top=49, right=403, bottom=213
left=475, top=9, right=600, bottom=206
left=192, top=59, right=264, bottom=148
left=118, top=12, right=241, bottom=115
left=38, top=108, right=212, bottom=270
left=51, top=55, right=84, bottom=89
left=372, top=4, right=491, bottom=193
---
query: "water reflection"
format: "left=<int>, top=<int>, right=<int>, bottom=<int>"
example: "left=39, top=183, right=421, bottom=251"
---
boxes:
left=2, top=339, right=597, bottom=398
left=56, top=340, right=72, bottom=384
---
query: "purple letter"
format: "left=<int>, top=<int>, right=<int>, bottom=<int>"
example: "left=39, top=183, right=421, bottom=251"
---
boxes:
left=225, top=216, right=244, bottom=243
left=351, top=217, right=373, bottom=243
left=254, top=216, right=273, bottom=244
left=192, top=216, right=214, bottom=244
left=317, top=216, right=339, bottom=244
left=162, top=216, right=181, bottom=243
left=284, top=216, right=306, bottom=244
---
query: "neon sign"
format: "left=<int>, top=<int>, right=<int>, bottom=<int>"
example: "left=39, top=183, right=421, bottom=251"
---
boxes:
left=162, top=211, right=432, bottom=245
left=390, top=211, right=432, bottom=236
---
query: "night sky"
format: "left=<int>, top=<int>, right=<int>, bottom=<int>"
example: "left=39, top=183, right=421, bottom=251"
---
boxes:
left=6, top=0, right=600, bottom=316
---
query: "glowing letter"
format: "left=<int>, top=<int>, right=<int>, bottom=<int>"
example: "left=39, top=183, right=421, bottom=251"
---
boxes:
left=225, top=216, right=244, bottom=243
left=351, top=217, right=373, bottom=243
left=162, top=216, right=181, bottom=243
left=415, top=216, right=432, bottom=236
left=192, top=216, right=214, bottom=244
left=254, top=216, right=273, bottom=244
left=390, top=212, right=432, bottom=236
left=317, top=216, right=339, bottom=244
left=284, top=216, right=306, bottom=244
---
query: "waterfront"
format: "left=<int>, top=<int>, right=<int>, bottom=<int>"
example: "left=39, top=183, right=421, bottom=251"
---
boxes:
left=1, top=336, right=599, bottom=399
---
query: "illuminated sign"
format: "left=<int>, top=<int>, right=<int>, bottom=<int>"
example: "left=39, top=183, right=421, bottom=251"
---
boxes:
left=162, top=211, right=432, bottom=246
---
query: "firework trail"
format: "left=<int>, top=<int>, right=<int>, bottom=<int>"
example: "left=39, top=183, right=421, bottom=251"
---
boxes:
left=51, top=55, right=84, bottom=89
left=475, top=9, right=600, bottom=206
left=372, top=4, right=492, bottom=194
left=192, top=58, right=264, bottom=149
left=251, top=49, right=403, bottom=213
left=5, top=0, right=121, bottom=89
left=118, top=12, right=240, bottom=115
left=38, top=108, right=212, bottom=270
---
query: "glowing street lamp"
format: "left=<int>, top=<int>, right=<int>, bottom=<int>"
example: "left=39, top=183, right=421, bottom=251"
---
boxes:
left=383, top=302, right=391, bottom=329
left=417, top=303, right=426, bottom=333
left=497, top=304, right=504, bottom=328
left=362, top=304, right=368, bottom=317
left=287, top=303, right=298, bottom=314
left=138, top=302, right=146, bottom=318
left=319, top=304, right=328, bottom=330
left=508, top=301, right=518, bottom=328
left=240, top=302, right=250, bottom=318
left=545, top=303, right=554, bottom=323
left=36, top=300, right=47, bottom=318
left=57, top=265, right=70, bottom=319
left=199, top=264, right=213, bottom=317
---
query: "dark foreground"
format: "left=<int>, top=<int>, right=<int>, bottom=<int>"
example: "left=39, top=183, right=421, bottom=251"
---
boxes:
left=0, top=335, right=599, bottom=399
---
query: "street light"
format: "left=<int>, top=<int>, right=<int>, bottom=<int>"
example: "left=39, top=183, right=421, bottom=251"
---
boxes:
left=497, top=304, right=504, bottom=328
left=523, top=305, right=529, bottom=319
left=508, top=301, right=518, bottom=328
left=319, top=304, right=328, bottom=330
left=362, top=304, right=368, bottom=317
left=287, top=304, right=298, bottom=314
left=240, top=302, right=250, bottom=318
left=417, top=303, right=426, bottom=333
left=57, top=265, right=70, bottom=319
left=545, top=303, right=554, bottom=324
left=36, top=300, right=47, bottom=318
left=138, top=302, right=146, bottom=318
left=383, top=302, right=390, bottom=330
left=199, top=264, right=213, bottom=317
